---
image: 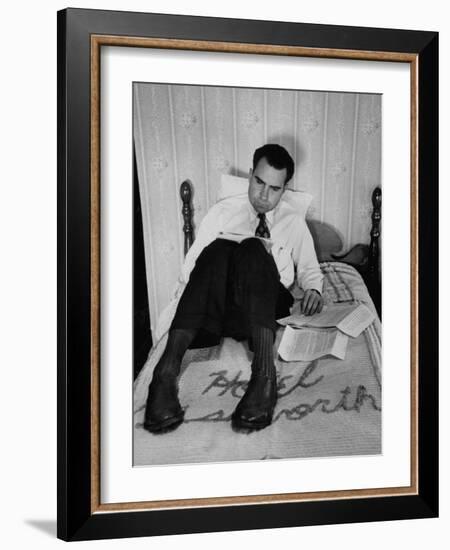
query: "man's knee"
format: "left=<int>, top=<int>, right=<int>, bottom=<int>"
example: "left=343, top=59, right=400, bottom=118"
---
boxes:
left=238, top=237, right=267, bottom=256
left=195, top=238, right=236, bottom=267
left=235, top=238, right=275, bottom=270
left=233, top=238, right=279, bottom=283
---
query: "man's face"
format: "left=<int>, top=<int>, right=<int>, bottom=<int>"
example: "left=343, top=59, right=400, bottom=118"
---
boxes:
left=248, top=157, right=287, bottom=214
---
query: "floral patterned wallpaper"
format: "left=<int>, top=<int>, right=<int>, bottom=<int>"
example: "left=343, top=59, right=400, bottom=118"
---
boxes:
left=133, top=83, right=381, bottom=335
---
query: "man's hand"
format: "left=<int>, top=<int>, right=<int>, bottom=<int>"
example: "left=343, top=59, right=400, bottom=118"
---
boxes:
left=301, top=289, right=323, bottom=316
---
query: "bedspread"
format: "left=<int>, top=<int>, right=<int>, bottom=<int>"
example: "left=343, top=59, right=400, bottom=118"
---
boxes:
left=133, top=262, right=381, bottom=466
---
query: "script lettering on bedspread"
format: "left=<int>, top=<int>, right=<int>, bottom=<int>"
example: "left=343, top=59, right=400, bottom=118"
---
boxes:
left=201, top=360, right=323, bottom=399
left=273, top=385, right=380, bottom=423
left=184, top=367, right=380, bottom=424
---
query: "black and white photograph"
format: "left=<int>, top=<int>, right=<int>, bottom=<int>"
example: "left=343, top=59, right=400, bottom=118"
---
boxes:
left=1, top=0, right=443, bottom=546
left=132, top=83, right=382, bottom=466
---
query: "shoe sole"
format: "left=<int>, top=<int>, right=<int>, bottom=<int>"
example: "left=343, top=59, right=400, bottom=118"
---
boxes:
left=231, top=413, right=273, bottom=433
left=144, top=413, right=184, bottom=434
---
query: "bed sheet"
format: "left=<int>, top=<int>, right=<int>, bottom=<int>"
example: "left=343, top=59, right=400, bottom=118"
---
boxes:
left=133, top=262, right=381, bottom=466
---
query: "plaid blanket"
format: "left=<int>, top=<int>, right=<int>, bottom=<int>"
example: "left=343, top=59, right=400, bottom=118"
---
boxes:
left=133, top=262, right=381, bottom=466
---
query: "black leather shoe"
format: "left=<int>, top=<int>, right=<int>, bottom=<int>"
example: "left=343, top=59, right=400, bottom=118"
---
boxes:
left=231, top=374, right=277, bottom=432
left=143, top=375, right=184, bottom=434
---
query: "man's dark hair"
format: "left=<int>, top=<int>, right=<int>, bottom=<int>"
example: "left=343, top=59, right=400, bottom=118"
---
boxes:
left=252, top=143, right=295, bottom=184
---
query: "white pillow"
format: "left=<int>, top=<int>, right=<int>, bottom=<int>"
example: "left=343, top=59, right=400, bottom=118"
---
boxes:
left=218, top=173, right=313, bottom=218
left=217, top=174, right=249, bottom=201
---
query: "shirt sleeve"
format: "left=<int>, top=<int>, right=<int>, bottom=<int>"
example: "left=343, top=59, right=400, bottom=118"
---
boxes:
left=293, top=218, right=324, bottom=294
left=179, top=202, right=223, bottom=284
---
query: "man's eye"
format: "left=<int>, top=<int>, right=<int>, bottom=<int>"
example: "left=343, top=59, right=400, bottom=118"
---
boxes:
left=271, top=187, right=280, bottom=191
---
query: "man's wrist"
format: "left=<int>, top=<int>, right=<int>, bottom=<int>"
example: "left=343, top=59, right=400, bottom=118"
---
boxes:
left=306, top=288, right=322, bottom=296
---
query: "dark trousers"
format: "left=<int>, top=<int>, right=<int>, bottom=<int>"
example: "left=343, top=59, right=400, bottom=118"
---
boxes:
left=170, top=238, right=294, bottom=349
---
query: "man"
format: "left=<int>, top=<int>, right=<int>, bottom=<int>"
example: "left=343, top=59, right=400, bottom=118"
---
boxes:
left=144, top=144, right=323, bottom=434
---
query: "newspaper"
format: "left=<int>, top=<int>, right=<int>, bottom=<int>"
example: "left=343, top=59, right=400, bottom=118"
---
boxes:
left=278, top=326, right=348, bottom=361
left=278, top=303, right=375, bottom=338
left=217, top=232, right=273, bottom=251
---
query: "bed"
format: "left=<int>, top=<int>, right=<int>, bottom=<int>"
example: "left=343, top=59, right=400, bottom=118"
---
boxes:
left=133, top=180, right=382, bottom=466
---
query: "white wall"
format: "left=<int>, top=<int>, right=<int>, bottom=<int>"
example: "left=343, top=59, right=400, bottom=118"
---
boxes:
left=0, top=1, right=447, bottom=550
left=134, top=83, right=381, bottom=327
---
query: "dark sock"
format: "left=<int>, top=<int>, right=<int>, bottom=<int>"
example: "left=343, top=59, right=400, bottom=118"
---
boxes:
left=152, top=328, right=197, bottom=380
left=250, top=325, right=276, bottom=379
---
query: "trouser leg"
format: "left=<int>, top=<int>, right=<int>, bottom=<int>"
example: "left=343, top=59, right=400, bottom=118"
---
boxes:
left=146, top=237, right=294, bottom=433
left=170, top=238, right=238, bottom=347
left=226, top=237, right=292, bottom=338
left=171, top=237, right=293, bottom=347
left=145, top=239, right=239, bottom=433
left=227, top=238, right=293, bottom=432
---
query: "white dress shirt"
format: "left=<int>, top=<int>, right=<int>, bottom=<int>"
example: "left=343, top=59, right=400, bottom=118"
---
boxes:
left=181, top=192, right=323, bottom=293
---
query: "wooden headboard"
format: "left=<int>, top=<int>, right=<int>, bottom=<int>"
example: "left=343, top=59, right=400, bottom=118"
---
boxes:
left=179, top=181, right=381, bottom=313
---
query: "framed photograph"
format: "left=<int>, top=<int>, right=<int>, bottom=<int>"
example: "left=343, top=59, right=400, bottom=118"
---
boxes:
left=57, top=8, right=438, bottom=541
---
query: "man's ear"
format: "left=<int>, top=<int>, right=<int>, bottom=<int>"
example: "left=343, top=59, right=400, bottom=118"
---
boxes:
left=248, top=167, right=253, bottom=182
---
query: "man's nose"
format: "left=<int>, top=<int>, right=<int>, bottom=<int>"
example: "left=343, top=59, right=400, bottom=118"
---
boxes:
left=260, top=185, right=269, bottom=200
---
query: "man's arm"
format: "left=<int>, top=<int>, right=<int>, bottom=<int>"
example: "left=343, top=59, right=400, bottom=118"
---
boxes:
left=293, top=218, right=324, bottom=315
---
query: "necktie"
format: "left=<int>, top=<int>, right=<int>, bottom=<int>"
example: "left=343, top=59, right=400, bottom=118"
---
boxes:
left=255, top=213, right=271, bottom=239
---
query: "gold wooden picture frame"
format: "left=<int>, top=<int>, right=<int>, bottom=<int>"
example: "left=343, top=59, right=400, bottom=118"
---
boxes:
left=58, top=8, right=438, bottom=541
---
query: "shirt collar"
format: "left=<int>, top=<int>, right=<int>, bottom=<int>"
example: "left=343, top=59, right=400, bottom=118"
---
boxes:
left=247, top=200, right=277, bottom=226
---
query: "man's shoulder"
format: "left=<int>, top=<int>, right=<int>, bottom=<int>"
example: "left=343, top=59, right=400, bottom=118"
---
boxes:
left=277, top=200, right=308, bottom=225
left=213, top=193, right=249, bottom=212
left=280, top=189, right=312, bottom=218
left=199, top=194, right=248, bottom=228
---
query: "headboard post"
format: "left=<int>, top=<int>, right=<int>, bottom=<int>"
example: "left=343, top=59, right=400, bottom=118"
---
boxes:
left=180, top=180, right=194, bottom=256
left=368, top=187, right=382, bottom=281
